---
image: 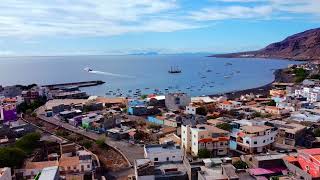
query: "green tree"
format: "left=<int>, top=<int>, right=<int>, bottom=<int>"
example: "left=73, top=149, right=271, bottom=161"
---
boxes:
left=196, top=106, right=208, bottom=116
left=314, top=128, right=320, bottom=137
left=15, top=132, right=41, bottom=154
left=266, top=100, right=276, bottom=106
left=233, top=160, right=248, bottom=169
left=140, top=94, right=148, bottom=99
left=95, top=137, right=106, bottom=148
left=216, top=123, right=232, bottom=132
left=0, top=147, right=26, bottom=168
left=198, top=149, right=211, bottom=158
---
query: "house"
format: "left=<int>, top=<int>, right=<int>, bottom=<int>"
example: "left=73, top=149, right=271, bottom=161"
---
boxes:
left=185, top=103, right=204, bottom=115
left=264, top=106, right=289, bottom=115
left=21, top=89, right=40, bottom=103
left=218, top=101, right=239, bottom=111
left=269, top=120, right=306, bottom=147
left=165, top=93, right=191, bottom=111
left=37, top=166, right=60, bottom=180
left=15, top=161, right=59, bottom=179
left=0, top=103, right=17, bottom=122
left=0, top=167, right=11, bottom=180
left=230, top=120, right=277, bottom=154
left=284, top=148, right=320, bottom=179
left=144, top=142, right=183, bottom=163
left=159, top=133, right=181, bottom=145
left=106, top=126, right=135, bottom=140
left=181, top=124, right=230, bottom=157
left=198, top=160, right=240, bottom=180
left=134, top=158, right=188, bottom=180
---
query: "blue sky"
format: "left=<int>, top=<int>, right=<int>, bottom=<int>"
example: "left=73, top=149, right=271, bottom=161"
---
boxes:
left=0, top=0, right=319, bottom=56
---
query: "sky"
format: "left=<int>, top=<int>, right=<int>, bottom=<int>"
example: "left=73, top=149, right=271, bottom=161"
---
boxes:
left=0, top=0, right=319, bottom=56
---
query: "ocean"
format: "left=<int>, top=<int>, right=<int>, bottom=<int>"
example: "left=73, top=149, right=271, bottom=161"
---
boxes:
left=0, top=54, right=298, bottom=97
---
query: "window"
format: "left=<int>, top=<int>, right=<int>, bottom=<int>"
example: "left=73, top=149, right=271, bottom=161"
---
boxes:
left=166, top=157, right=169, bottom=161
left=246, top=141, right=249, bottom=144
left=220, top=142, right=223, bottom=146
left=254, top=141, right=257, bottom=144
left=154, top=158, right=158, bottom=161
left=271, top=137, right=273, bottom=140
left=87, top=164, right=90, bottom=169
left=172, top=156, right=176, bottom=158
left=263, top=140, right=265, bottom=143
left=74, top=166, right=77, bottom=170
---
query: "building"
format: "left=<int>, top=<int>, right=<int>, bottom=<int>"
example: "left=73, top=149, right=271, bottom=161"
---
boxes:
left=270, top=120, right=306, bottom=147
left=0, top=103, right=17, bottom=122
left=181, top=124, right=230, bottom=157
left=159, top=133, right=181, bottom=145
left=0, top=167, right=11, bottom=180
left=134, top=158, right=188, bottom=180
left=230, top=122, right=277, bottom=154
left=218, top=101, right=239, bottom=111
left=285, top=148, right=320, bottom=179
left=165, top=93, right=191, bottom=111
left=21, top=89, right=40, bottom=103
left=264, top=106, right=290, bottom=116
left=144, top=142, right=183, bottom=163
left=37, top=166, right=60, bottom=180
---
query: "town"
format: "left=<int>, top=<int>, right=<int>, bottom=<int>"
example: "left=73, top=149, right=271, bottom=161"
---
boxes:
left=2, top=61, right=320, bottom=180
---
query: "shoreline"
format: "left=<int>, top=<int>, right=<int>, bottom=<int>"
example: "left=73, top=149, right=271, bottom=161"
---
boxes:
left=209, top=69, right=284, bottom=99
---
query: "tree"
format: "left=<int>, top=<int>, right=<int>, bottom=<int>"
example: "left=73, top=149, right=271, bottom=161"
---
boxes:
left=266, top=100, right=276, bottom=106
left=216, top=123, right=232, bottom=132
left=198, top=149, right=211, bottom=158
left=314, top=128, right=320, bottom=137
left=233, top=160, right=248, bottom=169
left=140, top=94, right=148, bottom=100
left=95, top=137, right=106, bottom=148
left=0, top=147, right=26, bottom=168
left=15, top=132, right=41, bottom=154
left=79, top=139, right=93, bottom=149
left=196, top=106, right=208, bottom=116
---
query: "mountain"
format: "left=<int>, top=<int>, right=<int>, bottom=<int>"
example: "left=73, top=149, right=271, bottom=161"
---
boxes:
left=212, top=28, right=320, bottom=61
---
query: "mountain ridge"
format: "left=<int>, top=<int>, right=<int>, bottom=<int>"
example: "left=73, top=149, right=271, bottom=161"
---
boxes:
left=212, top=28, right=320, bottom=61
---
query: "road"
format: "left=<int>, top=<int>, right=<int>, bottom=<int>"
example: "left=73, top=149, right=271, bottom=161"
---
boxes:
left=35, top=106, right=144, bottom=165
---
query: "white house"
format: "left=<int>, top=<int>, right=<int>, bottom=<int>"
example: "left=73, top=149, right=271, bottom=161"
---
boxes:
left=144, top=143, right=183, bottom=163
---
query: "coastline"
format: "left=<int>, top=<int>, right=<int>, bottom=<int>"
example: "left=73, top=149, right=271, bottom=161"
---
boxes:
left=209, top=69, right=285, bottom=99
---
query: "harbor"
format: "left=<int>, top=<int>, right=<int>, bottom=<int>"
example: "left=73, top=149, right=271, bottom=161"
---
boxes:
left=42, top=80, right=105, bottom=89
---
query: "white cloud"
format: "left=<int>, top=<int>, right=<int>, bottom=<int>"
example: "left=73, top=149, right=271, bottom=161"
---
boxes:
left=0, top=0, right=199, bottom=37
left=190, top=5, right=273, bottom=21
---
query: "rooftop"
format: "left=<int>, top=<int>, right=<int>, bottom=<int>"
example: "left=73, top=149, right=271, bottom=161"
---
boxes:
left=25, top=161, right=58, bottom=169
left=38, top=166, right=59, bottom=180
left=145, top=143, right=181, bottom=154
left=59, top=156, right=80, bottom=167
left=193, top=124, right=229, bottom=134
left=241, top=125, right=273, bottom=134
left=45, top=99, right=88, bottom=110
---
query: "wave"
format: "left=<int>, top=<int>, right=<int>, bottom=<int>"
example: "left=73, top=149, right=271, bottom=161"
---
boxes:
left=88, top=70, right=135, bottom=78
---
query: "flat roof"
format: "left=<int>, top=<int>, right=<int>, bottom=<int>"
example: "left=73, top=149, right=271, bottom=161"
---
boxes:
left=38, top=166, right=59, bottom=180
left=193, top=124, right=229, bottom=134
left=145, top=144, right=181, bottom=154
left=241, top=125, right=273, bottom=133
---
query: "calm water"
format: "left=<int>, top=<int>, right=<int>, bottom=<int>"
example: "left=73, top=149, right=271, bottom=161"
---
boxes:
left=0, top=54, right=297, bottom=97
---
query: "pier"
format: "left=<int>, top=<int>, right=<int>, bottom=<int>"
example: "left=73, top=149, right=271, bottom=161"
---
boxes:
left=42, top=80, right=105, bottom=89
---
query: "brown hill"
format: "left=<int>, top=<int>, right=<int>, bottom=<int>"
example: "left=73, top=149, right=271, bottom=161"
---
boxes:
left=213, top=28, right=320, bottom=61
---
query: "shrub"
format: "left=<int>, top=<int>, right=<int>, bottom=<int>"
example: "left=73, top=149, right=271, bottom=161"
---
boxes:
left=95, top=137, right=106, bottom=148
left=198, top=149, right=211, bottom=158
left=79, top=139, right=93, bottom=149
left=15, top=132, right=41, bottom=154
left=216, top=123, right=232, bottom=132
left=233, top=160, right=248, bottom=169
left=0, top=147, right=26, bottom=168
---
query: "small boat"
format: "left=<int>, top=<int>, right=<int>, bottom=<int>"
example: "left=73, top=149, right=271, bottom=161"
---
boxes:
left=225, top=62, right=232, bottom=66
left=206, top=69, right=212, bottom=72
left=84, top=67, right=93, bottom=72
left=168, top=66, right=182, bottom=73
left=224, top=76, right=231, bottom=79
left=236, top=71, right=240, bottom=73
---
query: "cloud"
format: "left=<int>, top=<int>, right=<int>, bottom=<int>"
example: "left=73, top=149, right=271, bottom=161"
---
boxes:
left=0, top=0, right=199, bottom=37
left=190, top=5, right=273, bottom=21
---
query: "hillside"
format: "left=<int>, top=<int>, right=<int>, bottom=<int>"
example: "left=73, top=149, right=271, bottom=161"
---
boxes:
left=212, top=28, right=320, bottom=61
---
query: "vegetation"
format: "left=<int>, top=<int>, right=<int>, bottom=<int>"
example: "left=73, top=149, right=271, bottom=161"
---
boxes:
left=216, top=123, right=232, bottom=132
left=233, top=160, right=248, bottom=169
left=314, top=128, right=320, bottom=137
left=310, top=74, right=320, bottom=79
left=148, top=124, right=161, bottom=130
left=0, top=132, right=41, bottom=168
left=15, top=132, right=41, bottom=154
left=56, top=129, right=70, bottom=138
left=196, top=106, right=208, bottom=116
left=140, top=94, right=148, bottom=99
left=95, top=137, right=106, bottom=148
left=197, top=149, right=211, bottom=158
left=292, top=68, right=308, bottom=83
left=0, top=147, right=26, bottom=168
left=17, top=96, right=47, bottom=114
left=79, top=139, right=93, bottom=149
left=266, top=100, right=276, bottom=106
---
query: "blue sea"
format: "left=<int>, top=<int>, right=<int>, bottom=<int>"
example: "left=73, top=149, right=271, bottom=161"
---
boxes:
left=0, top=54, right=298, bottom=97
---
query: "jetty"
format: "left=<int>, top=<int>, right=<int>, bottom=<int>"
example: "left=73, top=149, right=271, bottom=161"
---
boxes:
left=42, top=80, right=105, bottom=89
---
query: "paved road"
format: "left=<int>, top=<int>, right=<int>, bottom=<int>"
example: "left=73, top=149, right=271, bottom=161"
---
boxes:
left=35, top=106, right=144, bottom=165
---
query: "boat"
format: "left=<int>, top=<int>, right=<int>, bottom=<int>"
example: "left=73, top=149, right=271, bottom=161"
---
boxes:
left=206, top=69, right=212, bottom=72
left=84, top=67, right=93, bottom=72
left=168, top=66, right=182, bottom=73
left=225, top=62, right=232, bottom=66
